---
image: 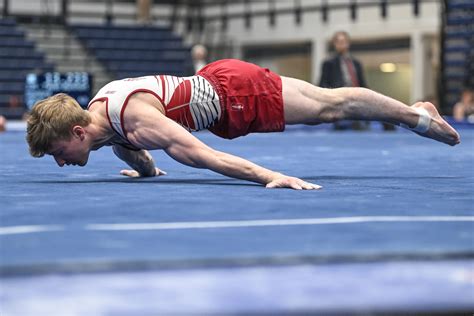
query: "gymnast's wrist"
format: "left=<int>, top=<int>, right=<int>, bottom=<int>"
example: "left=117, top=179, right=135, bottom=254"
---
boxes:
left=266, top=172, right=285, bottom=183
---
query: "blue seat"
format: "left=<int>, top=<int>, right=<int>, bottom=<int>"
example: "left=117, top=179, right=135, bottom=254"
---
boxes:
left=0, top=47, right=44, bottom=59
left=94, top=49, right=189, bottom=62
left=0, top=59, right=53, bottom=70
left=443, top=60, right=468, bottom=67
left=0, top=82, right=25, bottom=94
left=115, top=70, right=185, bottom=79
left=447, top=16, right=474, bottom=25
left=445, top=29, right=474, bottom=38
left=106, top=60, right=182, bottom=72
left=84, top=38, right=184, bottom=51
left=1, top=37, right=35, bottom=47
left=0, top=25, right=24, bottom=37
left=0, top=94, right=24, bottom=106
left=75, top=27, right=176, bottom=41
left=0, top=71, right=26, bottom=82
left=444, top=73, right=466, bottom=79
left=0, top=17, right=54, bottom=112
left=444, top=44, right=470, bottom=53
left=448, top=2, right=474, bottom=10
left=0, top=18, right=16, bottom=26
left=71, top=23, right=191, bottom=78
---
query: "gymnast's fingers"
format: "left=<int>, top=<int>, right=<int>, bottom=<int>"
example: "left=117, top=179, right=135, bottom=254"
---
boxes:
left=120, top=169, right=140, bottom=177
left=301, top=181, right=322, bottom=190
left=155, top=168, right=167, bottom=176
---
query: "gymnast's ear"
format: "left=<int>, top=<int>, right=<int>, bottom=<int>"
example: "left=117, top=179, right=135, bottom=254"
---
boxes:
left=71, top=125, right=86, bottom=140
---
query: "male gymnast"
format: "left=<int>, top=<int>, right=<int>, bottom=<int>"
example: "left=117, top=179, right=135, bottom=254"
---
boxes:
left=26, top=59, right=460, bottom=190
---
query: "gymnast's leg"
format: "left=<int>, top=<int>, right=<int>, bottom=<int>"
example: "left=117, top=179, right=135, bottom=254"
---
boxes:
left=281, top=76, right=460, bottom=146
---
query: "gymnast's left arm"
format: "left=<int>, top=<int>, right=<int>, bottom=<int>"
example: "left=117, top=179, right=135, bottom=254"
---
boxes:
left=112, top=145, right=166, bottom=178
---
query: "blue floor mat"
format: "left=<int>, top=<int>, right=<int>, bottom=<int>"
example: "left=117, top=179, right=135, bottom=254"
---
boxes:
left=1, top=127, right=473, bottom=314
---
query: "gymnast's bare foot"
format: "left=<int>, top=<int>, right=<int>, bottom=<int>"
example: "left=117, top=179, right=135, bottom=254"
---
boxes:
left=412, top=102, right=461, bottom=146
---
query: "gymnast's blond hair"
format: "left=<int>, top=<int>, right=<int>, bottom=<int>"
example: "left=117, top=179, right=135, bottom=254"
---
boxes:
left=26, top=93, right=91, bottom=157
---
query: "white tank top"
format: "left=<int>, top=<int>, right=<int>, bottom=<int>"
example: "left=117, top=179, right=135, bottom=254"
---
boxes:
left=88, top=75, right=221, bottom=147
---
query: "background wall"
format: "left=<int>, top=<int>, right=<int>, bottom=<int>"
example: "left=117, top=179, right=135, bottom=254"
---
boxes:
left=1, top=0, right=442, bottom=105
left=193, top=0, right=441, bottom=104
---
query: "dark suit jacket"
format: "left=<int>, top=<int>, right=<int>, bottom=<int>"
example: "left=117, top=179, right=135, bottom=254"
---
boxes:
left=319, top=55, right=367, bottom=88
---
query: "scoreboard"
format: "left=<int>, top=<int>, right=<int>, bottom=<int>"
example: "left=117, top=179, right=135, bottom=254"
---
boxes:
left=24, top=72, right=93, bottom=109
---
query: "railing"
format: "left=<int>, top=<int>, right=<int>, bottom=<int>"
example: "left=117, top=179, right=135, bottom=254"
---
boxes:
left=439, top=0, right=447, bottom=112
left=438, top=0, right=474, bottom=112
left=202, top=0, right=426, bottom=25
left=1, top=0, right=435, bottom=27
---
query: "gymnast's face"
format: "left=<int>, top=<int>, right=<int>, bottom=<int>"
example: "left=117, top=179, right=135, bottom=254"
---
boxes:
left=48, top=126, right=91, bottom=167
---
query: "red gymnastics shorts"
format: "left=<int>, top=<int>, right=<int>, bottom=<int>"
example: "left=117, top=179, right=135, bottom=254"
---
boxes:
left=197, top=59, right=285, bottom=139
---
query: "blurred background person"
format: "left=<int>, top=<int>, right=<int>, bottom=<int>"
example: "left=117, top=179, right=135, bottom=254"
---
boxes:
left=192, top=44, right=208, bottom=73
left=453, top=88, right=474, bottom=122
left=137, top=0, right=153, bottom=24
left=319, top=31, right=367, bottom=90
left=0, top=115, right=7, bottom=133
left=319, top=31, right=368, bottom=130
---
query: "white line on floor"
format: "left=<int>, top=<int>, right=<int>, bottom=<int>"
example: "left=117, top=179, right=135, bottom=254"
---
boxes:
left=85, top=216, right=474, bottom=231
left=0, top=225, right=64, bottom=235
left=1, top=216, right=472, bottom=236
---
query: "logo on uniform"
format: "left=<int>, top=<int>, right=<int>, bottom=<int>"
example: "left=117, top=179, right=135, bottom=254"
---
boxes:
left=105, top=90, right=116, bottom=94
left=231, top=103, right=244, bottom=111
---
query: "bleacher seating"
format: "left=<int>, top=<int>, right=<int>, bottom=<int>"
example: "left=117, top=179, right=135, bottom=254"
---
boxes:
left=440, top=0, right=474, bottom=112
left=0, top=17, right=54, bottom=117
left=70, top=24, right=193, bottom=80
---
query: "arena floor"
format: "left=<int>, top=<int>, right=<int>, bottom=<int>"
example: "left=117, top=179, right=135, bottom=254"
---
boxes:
left=1, top=123, right=473, bottom=315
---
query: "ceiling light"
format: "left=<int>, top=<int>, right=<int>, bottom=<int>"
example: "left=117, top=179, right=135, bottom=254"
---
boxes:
left=380, top=63, right=397, bottom=73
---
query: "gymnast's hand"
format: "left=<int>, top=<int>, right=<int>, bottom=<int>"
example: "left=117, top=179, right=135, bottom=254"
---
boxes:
left=120, top=167, right=167, bottom=178
left=265, top=176, right=322, bottom=190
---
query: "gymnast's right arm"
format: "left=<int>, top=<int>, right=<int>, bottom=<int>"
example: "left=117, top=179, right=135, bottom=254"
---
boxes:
left=112, top=145, right=165, bottom=177
left=122, top=100, right=320, bottom=189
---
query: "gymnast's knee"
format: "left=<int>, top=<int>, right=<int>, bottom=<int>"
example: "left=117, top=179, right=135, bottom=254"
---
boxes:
left=317, top=87, right=368, bottom=122
left=316, top=95, right=347, bottom=123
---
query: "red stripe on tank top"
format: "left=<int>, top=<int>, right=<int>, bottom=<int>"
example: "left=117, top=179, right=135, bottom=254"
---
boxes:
left=160, top=75, right=166, bottom=104
left=166, top=80, right=195, bottom=130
